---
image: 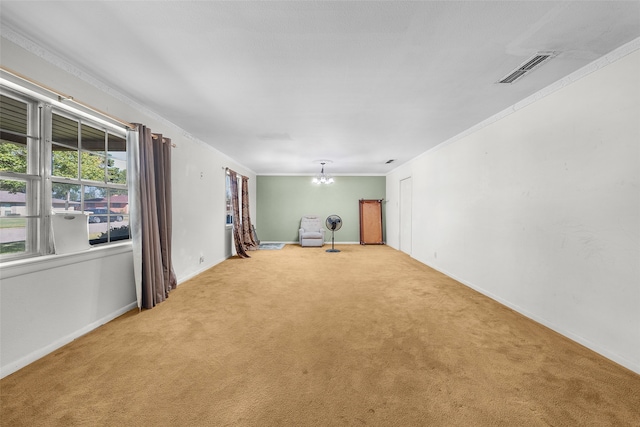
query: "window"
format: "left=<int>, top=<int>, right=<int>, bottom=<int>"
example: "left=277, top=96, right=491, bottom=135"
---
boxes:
left=225, top=172, right=233, bottom=225
left=50, top=111, right=129, bottom=246
left=0, top=86, right=129, bottom=261
left=0, top=92, right=41, bottom=259
left=225, top=171, right=243, bottom=227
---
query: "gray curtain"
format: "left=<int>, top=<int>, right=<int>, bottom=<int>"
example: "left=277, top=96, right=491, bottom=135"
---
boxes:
left=136, top=124, right=177, bottom=308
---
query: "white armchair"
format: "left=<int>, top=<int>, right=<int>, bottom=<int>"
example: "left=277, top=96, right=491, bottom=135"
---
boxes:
left=299, top=215, right=325, bottom=247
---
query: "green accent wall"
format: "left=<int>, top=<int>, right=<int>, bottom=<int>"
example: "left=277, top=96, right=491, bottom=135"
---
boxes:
left=256, top=176, right=386, bottom=243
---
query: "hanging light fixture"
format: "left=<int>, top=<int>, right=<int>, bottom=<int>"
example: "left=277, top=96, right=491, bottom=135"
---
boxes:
left=312, top=162, right=334, bottom=184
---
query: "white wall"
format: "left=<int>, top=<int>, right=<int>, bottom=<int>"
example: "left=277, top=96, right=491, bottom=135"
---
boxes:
left=0, top=34, right=255, bottom=377
left=170, top=135, right=255, bottom=281
left=0, top=246, right=136, bottom=377
left=387, top=45, right=640, bottom=374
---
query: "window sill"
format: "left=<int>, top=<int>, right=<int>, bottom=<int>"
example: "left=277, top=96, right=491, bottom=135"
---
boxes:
left=0, top=241, right=133, bottom=280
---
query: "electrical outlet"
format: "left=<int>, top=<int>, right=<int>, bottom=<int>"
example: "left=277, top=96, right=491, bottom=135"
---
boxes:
left=199, top=256, right=204, bottom=264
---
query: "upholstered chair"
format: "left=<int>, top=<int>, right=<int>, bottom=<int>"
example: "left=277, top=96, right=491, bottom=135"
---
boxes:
left=299, top=215, right=325, bottom=247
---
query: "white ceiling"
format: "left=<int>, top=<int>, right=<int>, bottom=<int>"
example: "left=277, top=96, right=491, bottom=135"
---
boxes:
left=1, top=1, right=639, bottom=175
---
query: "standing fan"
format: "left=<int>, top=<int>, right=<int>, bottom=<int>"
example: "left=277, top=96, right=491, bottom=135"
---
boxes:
left=325, top=215, right=342, bottom=253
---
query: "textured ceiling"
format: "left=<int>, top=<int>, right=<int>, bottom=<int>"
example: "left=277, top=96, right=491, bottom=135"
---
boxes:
left=1, top=1, right=639, bottom=175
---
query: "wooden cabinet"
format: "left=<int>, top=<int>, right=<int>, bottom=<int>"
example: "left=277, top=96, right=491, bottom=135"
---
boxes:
left=359, top=199, right=384, bottom=245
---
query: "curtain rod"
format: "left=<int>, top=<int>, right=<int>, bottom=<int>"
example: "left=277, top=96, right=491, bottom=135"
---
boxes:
left=151, top=133, right=177, bottom=148
left=3, top=66, right=180, bottom=148
left=225, top=167, right=247, bottom=179
left=1, top=65, right=136, bottom=130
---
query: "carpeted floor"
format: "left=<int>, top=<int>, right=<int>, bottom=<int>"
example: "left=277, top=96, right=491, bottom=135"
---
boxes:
left=1, top=244, right=638, bottom=426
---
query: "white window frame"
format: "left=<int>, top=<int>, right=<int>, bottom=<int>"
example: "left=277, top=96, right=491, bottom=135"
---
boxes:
left=49, top=107, right=129, bottom=245
left=225, top=172, right=233, bottom=227
left=0, top=82, right=129, bottom=262
left=0, top=88, right=44, bottom=260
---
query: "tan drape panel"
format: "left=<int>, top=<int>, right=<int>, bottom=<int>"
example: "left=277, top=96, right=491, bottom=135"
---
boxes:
left=138, top=125, right=177, bottom=308
left=229, top=170, right=249, bottom=258
left=241, top=176, right=259, bottom=251
left=228, top=170, right=257, bottom=257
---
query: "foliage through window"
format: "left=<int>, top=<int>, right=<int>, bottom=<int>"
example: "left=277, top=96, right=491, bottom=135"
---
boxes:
left=0, top=87, right=130, bottom=261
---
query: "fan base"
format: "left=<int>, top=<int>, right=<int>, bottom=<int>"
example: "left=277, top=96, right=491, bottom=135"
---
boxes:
left=326, top=249, right=341, bottom=253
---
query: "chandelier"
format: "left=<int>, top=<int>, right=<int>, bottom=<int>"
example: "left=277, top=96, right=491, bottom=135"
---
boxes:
left=312, top=162, right=334, bottom=184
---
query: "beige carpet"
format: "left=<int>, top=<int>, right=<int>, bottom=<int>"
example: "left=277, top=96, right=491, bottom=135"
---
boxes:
left=1, top=245, right=639, bottom=426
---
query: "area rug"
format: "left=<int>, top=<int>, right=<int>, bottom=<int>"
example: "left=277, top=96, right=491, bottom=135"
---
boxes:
left=259, top=243, right=285, bottom=250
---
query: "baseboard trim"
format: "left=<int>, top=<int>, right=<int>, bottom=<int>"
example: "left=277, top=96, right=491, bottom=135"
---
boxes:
left=0, top=302, right=137, bottom=379
left=177, top=256, right=228, bottom=285
left=418, top=258, right=640, bottom=376
left=260, top=241, right=363, bottom=245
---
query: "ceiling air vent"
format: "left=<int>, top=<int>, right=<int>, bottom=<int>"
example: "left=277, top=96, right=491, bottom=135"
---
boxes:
left=498, top=51, right=556, bottom=84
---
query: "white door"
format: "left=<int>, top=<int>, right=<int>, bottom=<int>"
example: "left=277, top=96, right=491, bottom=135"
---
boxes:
left=399, top=177, right=412, bottom=255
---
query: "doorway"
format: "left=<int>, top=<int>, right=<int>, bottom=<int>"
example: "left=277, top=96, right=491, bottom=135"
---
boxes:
left=399, top=177, right=412, bottom=255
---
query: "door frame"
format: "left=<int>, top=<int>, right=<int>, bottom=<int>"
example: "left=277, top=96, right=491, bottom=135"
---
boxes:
left=399, top=177, right=412, bottom=255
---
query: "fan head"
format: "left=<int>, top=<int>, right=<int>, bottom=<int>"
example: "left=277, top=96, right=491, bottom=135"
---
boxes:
left=326, top=215, right=342, bottom=231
